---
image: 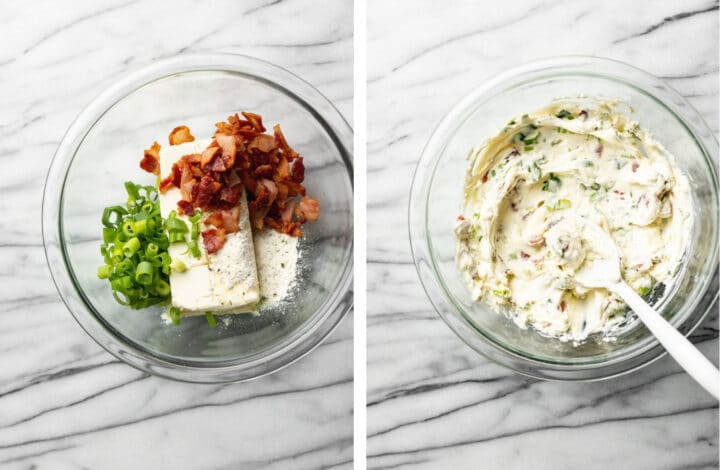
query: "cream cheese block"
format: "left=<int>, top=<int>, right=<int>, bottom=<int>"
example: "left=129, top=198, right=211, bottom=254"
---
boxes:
left=158, top=139, right=261, bottom=315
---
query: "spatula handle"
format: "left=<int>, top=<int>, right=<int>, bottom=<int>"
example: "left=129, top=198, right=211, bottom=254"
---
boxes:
left=612, top=281, right=719, bottom=399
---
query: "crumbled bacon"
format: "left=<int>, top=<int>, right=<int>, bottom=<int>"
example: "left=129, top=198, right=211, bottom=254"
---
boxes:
left=202, top=206, right=241, bottom=235
left=140, top=141, right=161, bottom=175
left=219, top=184, right=242, bottom=206
left=202, top=228, right=226, bottom=254
left=200, top=146, right=221, bottom=170
left=220, top=206, right=240, bottom=233
left=169, top=125, right=195, bottom=145
left=145, top=112, right=319, bottom=239
left=177, top=200, right=194, bottom=216
left=297, top=196, right=319, bottom=221
left=632, top=162, right=639, bottom=172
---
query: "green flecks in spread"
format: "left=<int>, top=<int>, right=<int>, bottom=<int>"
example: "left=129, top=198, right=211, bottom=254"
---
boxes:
left=590, top=186, right=608, bottom=202
left=555, top=109, right=575, bottom=119
left=493, top=289, right=510, bottom=298
left=542, top=173, right=561, bottom=192
left=583, top=160, right=594, bottom=167
left=527, top=161, right=542, bottom=182
left=546, top=198, right=571, bottom=211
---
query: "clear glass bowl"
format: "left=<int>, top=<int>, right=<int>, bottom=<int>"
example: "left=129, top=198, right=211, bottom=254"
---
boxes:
left=43, top=54, right=353, bottom=383
left=409, top=56, right=718, bottom=381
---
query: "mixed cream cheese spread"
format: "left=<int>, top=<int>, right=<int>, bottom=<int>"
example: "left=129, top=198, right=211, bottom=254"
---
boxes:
left=455, top=99, right=692, bottom=342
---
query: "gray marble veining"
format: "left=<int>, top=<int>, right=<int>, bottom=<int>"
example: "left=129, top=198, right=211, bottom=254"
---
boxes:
left=0, top=1, right=352, bottom=469
left=367, top=1, right=719, bottom=469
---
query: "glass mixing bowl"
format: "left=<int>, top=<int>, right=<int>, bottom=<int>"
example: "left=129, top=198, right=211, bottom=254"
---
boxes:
left=409, top=56, right=718, bottom=381
left=43, top=54, right=353, bottom=383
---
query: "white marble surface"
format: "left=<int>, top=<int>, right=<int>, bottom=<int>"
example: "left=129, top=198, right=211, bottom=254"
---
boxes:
left=367, top=1, right=719, bottom=469
left=0, top=1, right=352, bottom=469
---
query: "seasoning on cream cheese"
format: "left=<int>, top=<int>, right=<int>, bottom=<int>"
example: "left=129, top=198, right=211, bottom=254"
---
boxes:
left=455, top=98, right=692, bottom=342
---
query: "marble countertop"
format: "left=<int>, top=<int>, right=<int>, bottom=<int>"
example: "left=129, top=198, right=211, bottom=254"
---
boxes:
left=367, top=1, right=718, bottom=469
left=0, top=1, right=352, bottom=469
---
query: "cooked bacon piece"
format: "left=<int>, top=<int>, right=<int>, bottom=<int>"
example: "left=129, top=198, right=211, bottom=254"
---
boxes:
left=196, top=174, right=221, bottom=209
left=273, top=124, right=299, bottom=160
left=145, top=113, right=319, bottom=237
left=203, top=211, right=224, bottom=228
left=177, top=199, right=194, bottom=216
left=200, top=146, right=221, bottom=170
left=291, top=156, right=305, bottom=183
left=159, top=163, right=182, bottom=194
left=219, top=183, right=242, bottom=206
left=179, top=157, right=196, bottom=201
left=159, top=175, right=174, bottom=193
left=169, top=125, right=195, bottom=145
left=207, top=154, right=226, bottom=172
left=243, top=112, right=265, bottom=132
left=140, top=141, right=161, bottom=175
left=281, top=200, right=297, bottom=224
left=277, top=157, right=290, bottom=179
left=202, top=228, right=226, bottom=254
left=254, top=164, right=274, bottom=178
left=297, top=196, right=319, bottom=221
left=220, top=206, right=240, bottom=233
left=249, top=134, right=277, bottom=153
left=215, top=134, right=237, bottom=168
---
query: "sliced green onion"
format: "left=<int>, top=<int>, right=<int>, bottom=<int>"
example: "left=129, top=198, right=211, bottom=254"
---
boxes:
left=187, top=240, right=201, bottom=258
left=168, top=306, right=182, bottom=325
left=122, top=220, right=135, bottom=237
left=165, top=217, right=188, bottom=234
left=135, top=261, right=154, bottom=285
left=191, top=222, right=199, bottom=240
left=102, top=227, right=115, bottom=243
left=99, top=182, right=173, bottom=311
left=97, top=265, right=112, bottom=279
left=206, top=312, right=217, bottom=328
left=125, top=181, right=141, bottom=201
left=170, top=258, right=187, bottom=273
left=168, top=232, right=185, bottom=244
left=133, top=219, right=148, bottom=235
left=155, top=279, right=170, bottom=297
left=146, top=243, right=159, bottom=257
left=102, top=206, right=127, bottom=227
left=123, top=237, right=141, bottom=258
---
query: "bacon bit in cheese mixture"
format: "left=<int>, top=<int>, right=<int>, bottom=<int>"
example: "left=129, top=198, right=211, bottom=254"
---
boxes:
left=140, top=112, right=320, bottom=254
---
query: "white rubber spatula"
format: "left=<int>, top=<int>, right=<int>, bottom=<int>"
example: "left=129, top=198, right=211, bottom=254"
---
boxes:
left=575, top=223, right=719, bottom=399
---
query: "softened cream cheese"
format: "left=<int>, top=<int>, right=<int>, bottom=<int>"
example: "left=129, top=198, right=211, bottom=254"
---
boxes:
left=158, top=140, right=261, bottom=315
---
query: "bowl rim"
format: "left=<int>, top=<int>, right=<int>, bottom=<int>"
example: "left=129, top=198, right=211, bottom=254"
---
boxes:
left=409, top=55, right=719, bottom=381
left=42, top=53, right=354, bottom=383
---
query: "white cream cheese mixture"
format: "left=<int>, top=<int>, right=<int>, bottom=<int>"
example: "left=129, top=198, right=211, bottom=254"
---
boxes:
left=455, top=98, right=692, bottom=342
